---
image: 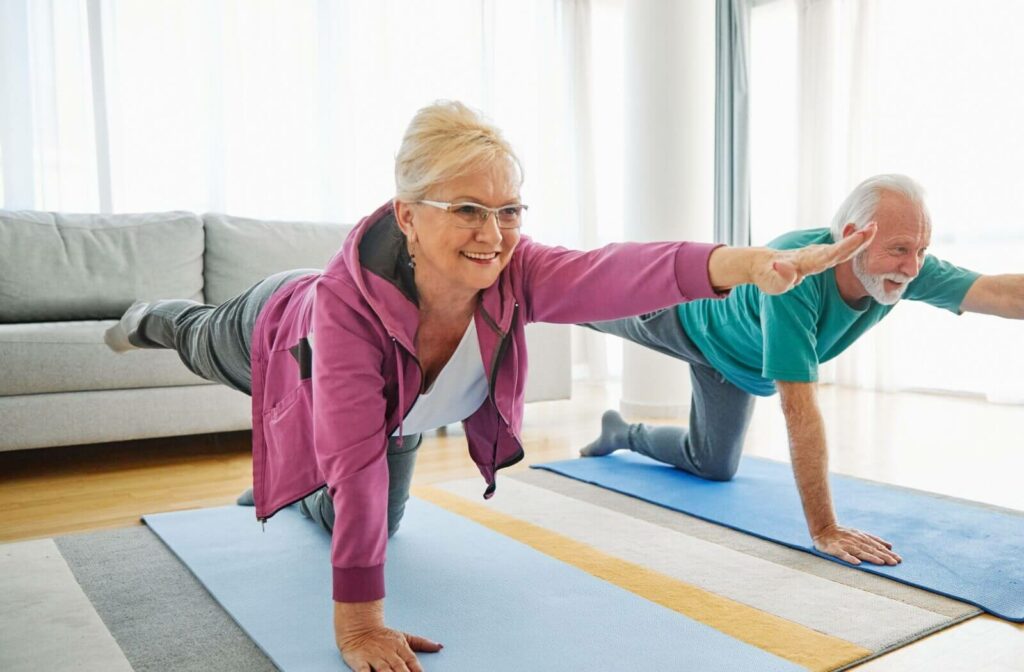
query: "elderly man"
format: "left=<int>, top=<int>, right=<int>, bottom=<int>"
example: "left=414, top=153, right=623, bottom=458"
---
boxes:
left=583, top=173, right=1024, bottom=566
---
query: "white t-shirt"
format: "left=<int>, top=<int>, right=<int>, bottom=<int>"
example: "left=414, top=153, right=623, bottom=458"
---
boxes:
left=392, top=319, right=489, bottom=436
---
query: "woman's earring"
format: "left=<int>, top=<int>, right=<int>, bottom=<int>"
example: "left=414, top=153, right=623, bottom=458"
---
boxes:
left=408, top=252, right=416, bottom=270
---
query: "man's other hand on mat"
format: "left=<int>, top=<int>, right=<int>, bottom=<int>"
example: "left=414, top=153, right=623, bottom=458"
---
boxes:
left=335, top=599, right=442, bottom=672
left=812, top=524, right=902, bottom=566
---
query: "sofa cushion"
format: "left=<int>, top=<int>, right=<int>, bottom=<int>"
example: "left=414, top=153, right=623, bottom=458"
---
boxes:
left=0, top=210, right=204, bottom=323
left=0, top=321, right=214, bottom=396
left=203, top=214, right=353, bottom=305
left=0, top=385, right=251, bottom=451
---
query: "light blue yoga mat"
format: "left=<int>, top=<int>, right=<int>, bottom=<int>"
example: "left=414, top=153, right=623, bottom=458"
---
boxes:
left=144, top=499, right=803, bottom=672
left=533, top=453, right=1024, bottom=622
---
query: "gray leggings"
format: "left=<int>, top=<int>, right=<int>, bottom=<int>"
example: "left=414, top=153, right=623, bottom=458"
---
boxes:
left=132, top=269, right=421, bottom=532
left=300, top=434, right=421, bottom=538
left=135, top=269, right=317, bottom=394
left=584, top=308, right=756, bottom=481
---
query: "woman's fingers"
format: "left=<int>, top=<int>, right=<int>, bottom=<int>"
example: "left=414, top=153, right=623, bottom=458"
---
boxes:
left=769, top=222, right=876, bottom=293
left=799, top=222, right=877, bottom=275
left=722, top=222, right=876, bottom=296
left=405, top=633, right=444, bottom=653
left=831, top=222, right=876, bottom=263
left=340, top=627, right=442, bottom=672
left=344, top=651, right=414, bottom=672
left=770, top=261, right=799, bottom=290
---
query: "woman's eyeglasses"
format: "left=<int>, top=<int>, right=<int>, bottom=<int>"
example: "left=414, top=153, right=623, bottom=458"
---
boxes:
left=416, top=200, right=527, bottom=229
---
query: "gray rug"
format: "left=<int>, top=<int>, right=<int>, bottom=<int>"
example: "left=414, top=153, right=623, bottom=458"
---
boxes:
left=55, top=526, right=277, bottom=672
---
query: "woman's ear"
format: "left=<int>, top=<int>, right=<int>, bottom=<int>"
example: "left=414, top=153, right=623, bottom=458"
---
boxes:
left=393, top=199, right=417, bottom=242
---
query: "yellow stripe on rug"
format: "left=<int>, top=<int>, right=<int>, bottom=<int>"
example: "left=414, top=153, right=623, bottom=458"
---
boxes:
left=414, top=485, right=870, bottom=672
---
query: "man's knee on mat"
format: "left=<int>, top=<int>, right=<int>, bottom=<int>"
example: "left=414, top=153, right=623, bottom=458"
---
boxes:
left=691, top=459, right=740, bottom=482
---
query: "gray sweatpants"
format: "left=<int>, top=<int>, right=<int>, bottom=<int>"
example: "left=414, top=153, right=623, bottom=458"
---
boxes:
left=130, top=269, right=421, bottom=533
left=584, top=308, right=756, bottom=481
left=134, top=269, right=318, bottom=394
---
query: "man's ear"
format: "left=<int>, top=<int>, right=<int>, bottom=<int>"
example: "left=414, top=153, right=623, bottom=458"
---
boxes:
left=393, top=199, right=417, bottom=242
left=841, top=222, right=859, bottom=239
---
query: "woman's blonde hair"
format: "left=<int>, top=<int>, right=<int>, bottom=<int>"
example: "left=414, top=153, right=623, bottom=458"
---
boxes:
left=394, top=100, right=523, bottom=202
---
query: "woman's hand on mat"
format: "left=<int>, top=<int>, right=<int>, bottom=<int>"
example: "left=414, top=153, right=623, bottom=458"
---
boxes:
left=334, top=600, right=442, bottom=672
left=812, top=524, right=902, bottom=566
left=709, top=222, right=876, bottom=295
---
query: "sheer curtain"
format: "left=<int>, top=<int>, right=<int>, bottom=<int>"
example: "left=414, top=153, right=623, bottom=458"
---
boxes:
left=0, top=0, right=102, bottom=210
left=0, top=0, right=595, bottom=253
left=749, top=0, right=1024, bottom=403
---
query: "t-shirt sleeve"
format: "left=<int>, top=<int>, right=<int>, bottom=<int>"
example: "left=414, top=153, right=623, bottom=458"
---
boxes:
left=759, top=280, right=822, bottom=383
left=903, top=255, right=981, bottom=314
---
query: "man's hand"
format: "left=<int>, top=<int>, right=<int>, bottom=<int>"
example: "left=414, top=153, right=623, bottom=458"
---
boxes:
left=753, top=222, right=877, bottom=295
left=813, top=524, right=902, bottom=566
left=777, top=380, right=904, bottom=569
left=335, top=600, right=442, bottom=672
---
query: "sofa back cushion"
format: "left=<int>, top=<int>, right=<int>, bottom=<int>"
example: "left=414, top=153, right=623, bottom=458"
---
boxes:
left=0, top=210, right=204, bottom=322
left=203, top=214, right=353, bottom=305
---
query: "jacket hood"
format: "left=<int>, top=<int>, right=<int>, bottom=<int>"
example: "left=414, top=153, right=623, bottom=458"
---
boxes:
left=325, top=200, right=519, bottom=352
left=325, top=201, right=420, bottom=353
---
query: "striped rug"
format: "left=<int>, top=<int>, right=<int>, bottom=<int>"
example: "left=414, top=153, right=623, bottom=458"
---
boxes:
left=1, top=471, right=979, bottom=671
left=419, top=470, right=980, bottom=671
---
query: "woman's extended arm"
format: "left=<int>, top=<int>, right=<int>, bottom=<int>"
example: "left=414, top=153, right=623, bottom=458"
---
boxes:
left=516, top=224, right=876, bottom=325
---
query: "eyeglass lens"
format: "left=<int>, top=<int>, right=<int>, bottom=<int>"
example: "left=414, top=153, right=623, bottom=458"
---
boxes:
left=451, top=204, right=523, bottom=228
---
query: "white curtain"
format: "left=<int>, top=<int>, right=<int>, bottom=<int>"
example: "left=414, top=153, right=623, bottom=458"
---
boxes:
left=750, top=0, right=1024, bottom=403
left=571, top=0, right=627, bottom=382
left=0, top=0, right=595, bottom=252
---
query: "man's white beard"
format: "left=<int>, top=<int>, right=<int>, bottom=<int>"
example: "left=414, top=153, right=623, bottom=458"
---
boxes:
left=852, top=252, right=911, bottom=305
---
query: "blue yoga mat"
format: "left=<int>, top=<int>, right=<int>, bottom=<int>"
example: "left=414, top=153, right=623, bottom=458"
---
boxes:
left=145, top=499, right=803, bottom=672
left=533, top=453, right=1024, bottom=621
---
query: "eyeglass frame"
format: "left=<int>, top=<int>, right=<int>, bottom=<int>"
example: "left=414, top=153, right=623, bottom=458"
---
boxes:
left=415, top=199, right=528, bottom=229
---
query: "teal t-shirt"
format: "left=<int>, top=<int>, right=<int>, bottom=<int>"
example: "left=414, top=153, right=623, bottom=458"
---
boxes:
left=676, top=228, right=981, bottom=396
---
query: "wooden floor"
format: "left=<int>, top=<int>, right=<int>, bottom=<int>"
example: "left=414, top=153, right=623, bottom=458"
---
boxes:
left=1, top=381, right=1021, bottom=670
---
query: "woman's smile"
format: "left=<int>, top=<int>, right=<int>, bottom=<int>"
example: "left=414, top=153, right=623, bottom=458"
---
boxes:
left=461, top=250, right=500, bottom=264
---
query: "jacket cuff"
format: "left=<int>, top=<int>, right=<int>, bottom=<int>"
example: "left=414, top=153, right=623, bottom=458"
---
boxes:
left=333, top=564, right=386, bottom=602
left=674, top=242, right=730, bottom=300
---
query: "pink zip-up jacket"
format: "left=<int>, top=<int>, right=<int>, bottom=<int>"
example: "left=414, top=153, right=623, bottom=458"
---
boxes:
left=249, top=201, right=725, bottom=602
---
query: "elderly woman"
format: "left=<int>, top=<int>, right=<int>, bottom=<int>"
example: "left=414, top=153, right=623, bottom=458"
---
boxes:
left=106, top=101, right=873, bottom=672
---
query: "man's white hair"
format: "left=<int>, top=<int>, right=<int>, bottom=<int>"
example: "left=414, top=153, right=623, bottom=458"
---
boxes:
left=829, top=174, right=930, bottom=241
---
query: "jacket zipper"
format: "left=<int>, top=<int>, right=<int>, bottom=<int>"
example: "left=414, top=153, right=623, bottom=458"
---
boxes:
left=486, top=304, right=524, bottom=478
left=391, top=335, right=425, bottom=446
left=387, top=334, right=426, bottom=392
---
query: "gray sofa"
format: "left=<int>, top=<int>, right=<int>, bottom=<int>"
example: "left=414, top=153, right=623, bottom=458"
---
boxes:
left=0, top=210, right=571, bottom=452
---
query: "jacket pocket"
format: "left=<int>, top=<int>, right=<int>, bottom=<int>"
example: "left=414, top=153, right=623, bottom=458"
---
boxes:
left=267, top=380, right=311, bottom=422
left=262, top=380, right=318, bottom=497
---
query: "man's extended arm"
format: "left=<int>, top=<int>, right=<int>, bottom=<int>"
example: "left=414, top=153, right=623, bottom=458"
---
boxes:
left=777, top=380, right=902, bottom=565
left=960, top=274, right=1024, bottom=318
